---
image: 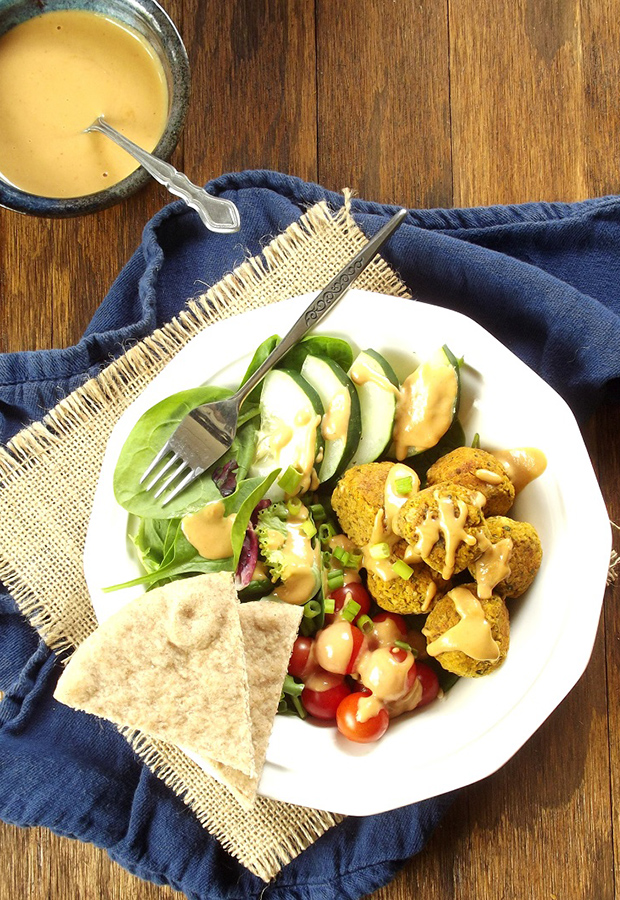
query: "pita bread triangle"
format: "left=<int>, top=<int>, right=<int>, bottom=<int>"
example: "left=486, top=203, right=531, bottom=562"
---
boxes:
left=188, top=599, right=303, bottom=809
left=54, top=572, right=256, bottom=778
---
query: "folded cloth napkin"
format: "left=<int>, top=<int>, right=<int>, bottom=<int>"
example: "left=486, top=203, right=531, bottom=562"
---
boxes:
left=1, top=170, right=619, bottom=900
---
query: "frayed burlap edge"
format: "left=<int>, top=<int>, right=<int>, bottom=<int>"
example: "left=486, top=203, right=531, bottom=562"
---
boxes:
left=0, top=195, right=408, bottom=880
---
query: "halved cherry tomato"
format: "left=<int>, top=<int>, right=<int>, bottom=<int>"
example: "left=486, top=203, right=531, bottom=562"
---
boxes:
left=329, top=583, right=371, bottom=622
left=302, top=680, right=351, bottom=720
left=288, top=636, right=314, bottom=679
left=336, top=692, right=389, bottom=743
left=372, top=611, right=408, bottom=637
left=388, top=646, right=418, bottom=693
left=415, top=661, right=440, bottom=707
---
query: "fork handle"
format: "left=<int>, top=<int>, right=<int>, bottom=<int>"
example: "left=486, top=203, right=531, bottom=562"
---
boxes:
left=236, top=208, right=408, bottom=402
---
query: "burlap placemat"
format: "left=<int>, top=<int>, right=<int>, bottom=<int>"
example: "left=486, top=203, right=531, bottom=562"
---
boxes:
left=0, top=197, right=411, bottom=881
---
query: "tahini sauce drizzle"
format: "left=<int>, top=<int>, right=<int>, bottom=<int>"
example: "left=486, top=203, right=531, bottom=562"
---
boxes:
left=473, top=534, right=513, bottom=599
left=493, top=448, right=547, bottom=494
left=321, top=388, right=351, bottom=441
left=361, top=463, right=419, bottom=581
left=272, top=510, right=319, bottom=605
left=181, top=501, right=235, bottom=560
left=393, top=358, right=458, bottom=460
left=0, top=10, right=169, bottom=197
left=407, top=490, right=478, bottom=579
left=424, top=586, right=500, bottom=661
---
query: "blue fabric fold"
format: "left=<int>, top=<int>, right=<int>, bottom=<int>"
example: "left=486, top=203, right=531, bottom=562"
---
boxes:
left=1, top=170, right=619, bottom=899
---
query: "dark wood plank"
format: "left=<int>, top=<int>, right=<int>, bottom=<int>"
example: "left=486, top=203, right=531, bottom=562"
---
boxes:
left=316, top=0, right=452, bottom=209
left=181, top=0, right=317, bottom=183
left=449, top=0, right=589, bottom=206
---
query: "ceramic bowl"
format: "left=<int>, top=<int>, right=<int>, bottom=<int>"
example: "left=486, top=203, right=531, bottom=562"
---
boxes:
left=0, top=0, right=189, bottom=217
left=83, top=291, right=612, bottom=816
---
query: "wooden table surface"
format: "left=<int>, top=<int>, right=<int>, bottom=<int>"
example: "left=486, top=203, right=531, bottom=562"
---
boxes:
left=1, top=2, right=619, bottom=898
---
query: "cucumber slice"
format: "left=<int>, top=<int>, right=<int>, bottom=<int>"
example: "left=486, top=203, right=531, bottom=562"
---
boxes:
left=249, top=369, right=324, bottom=500
left=347, top=349, right=399, bottom=467
left=393, top=345, right=460, bottom=459
left=300, top=355, right=361, bottom=483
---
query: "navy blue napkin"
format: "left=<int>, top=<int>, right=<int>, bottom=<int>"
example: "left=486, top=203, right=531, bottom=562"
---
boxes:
left=1, top=171, right=619, bottom=900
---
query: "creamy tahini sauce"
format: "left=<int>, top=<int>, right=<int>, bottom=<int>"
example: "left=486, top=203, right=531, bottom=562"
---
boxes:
left=272, top=511, right=318, bottom=605
left=357, top=647, right=415, bottom=702
left=493, top=448, right=547, bottom=494
left=408, top=491, right=478, bottom=580
left=321, top=388, right=351, bottom=441
left=350, top=360, right=400, bottom=396
left=181, top=501, right=235, bottom=560
left=393, top=360, right=458, bottom=460
left=292, top=410, right=322, bottom=495
left=424, top=586, right=500, bottom=661
left=0, top=10, right=169, bottom=197
left=473, top=535, right=513, bottom=599
left=315, top=621, right=357, bottom=674
left=383, top=463, right=420, bottom=533
left=362, top=510, right=401, bottom=581
left=475, top=468, right=503, bottom=485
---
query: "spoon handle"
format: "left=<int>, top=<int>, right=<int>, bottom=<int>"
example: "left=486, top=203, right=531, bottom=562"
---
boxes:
left=88, top=116, right=240, bottom=233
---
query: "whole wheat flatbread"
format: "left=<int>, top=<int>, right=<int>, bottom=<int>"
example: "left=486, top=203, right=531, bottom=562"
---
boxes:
left=54, top=572, right=256, bottom=778
left=195, top=599, right=303, bottom=809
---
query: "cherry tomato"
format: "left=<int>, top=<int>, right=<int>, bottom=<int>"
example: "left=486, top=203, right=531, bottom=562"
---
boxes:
left=372, top=611, right=408, bottom=637
left=415, top=661, right=440, bottom=707
left=347, top=626, right=367, bottom=673
left=336, top=692, right=389, bottom=743
left=330, top=583, right=371, bottom=622
left=288, top=636, right=314, bottom=679
left=302, top=679, right=351, bottom=720
left=388, top=646, right=418, bottom=693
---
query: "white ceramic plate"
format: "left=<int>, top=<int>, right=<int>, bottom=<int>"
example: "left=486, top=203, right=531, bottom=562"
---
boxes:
left=84, top=289, right=611, bottom=816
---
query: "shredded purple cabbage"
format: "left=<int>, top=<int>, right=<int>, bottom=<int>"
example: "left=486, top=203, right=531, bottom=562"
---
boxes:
left=213, top=459, right=239, bottom=497
left=251, top=498, right=271, bottom=526
left=235, top=524, right=258, bottom=588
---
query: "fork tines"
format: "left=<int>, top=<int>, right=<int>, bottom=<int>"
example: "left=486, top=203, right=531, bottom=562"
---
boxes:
left=140, top=443, right=203, bottom=506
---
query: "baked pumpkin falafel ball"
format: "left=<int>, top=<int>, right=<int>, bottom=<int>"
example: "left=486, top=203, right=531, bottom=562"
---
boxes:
left=395, top=481, right=489, bottom=579
left=422, top=584, right=510, bottom=677
left=331, top=461, right=396, bottom=546
left=469, top=515, right=542, bottom=599
left=366, top=539, right=451, bottom=615
left=426, top=446, right=515, bottom=516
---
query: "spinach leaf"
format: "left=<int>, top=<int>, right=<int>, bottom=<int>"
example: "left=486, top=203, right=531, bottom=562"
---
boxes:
left=240, top=334, right=280, bottom=403
left=282, top=335, right=353, bottom=372
left=106, top=471, right=279, bottom=593
left=113, top=385, right=260, bottom=519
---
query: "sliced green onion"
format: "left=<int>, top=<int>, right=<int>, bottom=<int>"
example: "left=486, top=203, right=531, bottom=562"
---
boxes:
left=321, top=550, right=332, bottom=567
left=471, top=433, right=481, bottom=449
left=287, top=497, right=302, bottom=516
left=324, top=595, right=335, bottom=614
left=332, top=545, right=346, bottom=562
left=303, top=599, right=322, bottom=620
left=283, top=674, right=304, bottom=696
left=342, top=598, right=361, bottom=622
left=319, top=522, right=336, bottom=545
left=394, top=475, right=413, bottom=495
left=347, top=553, right=362, bottom=571
left=357, top=614, right=373, bottom=634
left=278, top=465, right=303, bottom=495
left=309, top=503, right=326, bottom=523
left=302, top=519, right=317, bottom=538
left=394, top=640, right=412, bottom=652
left=369, top=542, right=390, bottom=560
left=327, top=569, right=344, bottom=590
left=392, top=559, right=414, bottom=580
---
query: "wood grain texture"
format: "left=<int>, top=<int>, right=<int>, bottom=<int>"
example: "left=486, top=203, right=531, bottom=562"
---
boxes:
left=1, top=0, right=619, bottom=898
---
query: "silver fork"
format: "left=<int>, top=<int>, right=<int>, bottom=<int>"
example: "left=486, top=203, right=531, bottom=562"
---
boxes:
left=141, top=208, right=408, bottom=506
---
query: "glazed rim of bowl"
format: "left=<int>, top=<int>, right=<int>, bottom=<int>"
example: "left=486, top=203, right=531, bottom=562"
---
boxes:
left=0, top=0, right=190, bottom=217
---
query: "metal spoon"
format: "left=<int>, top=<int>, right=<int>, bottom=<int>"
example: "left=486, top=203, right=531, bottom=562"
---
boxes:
left=86, top=116, right=240, bottom=233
